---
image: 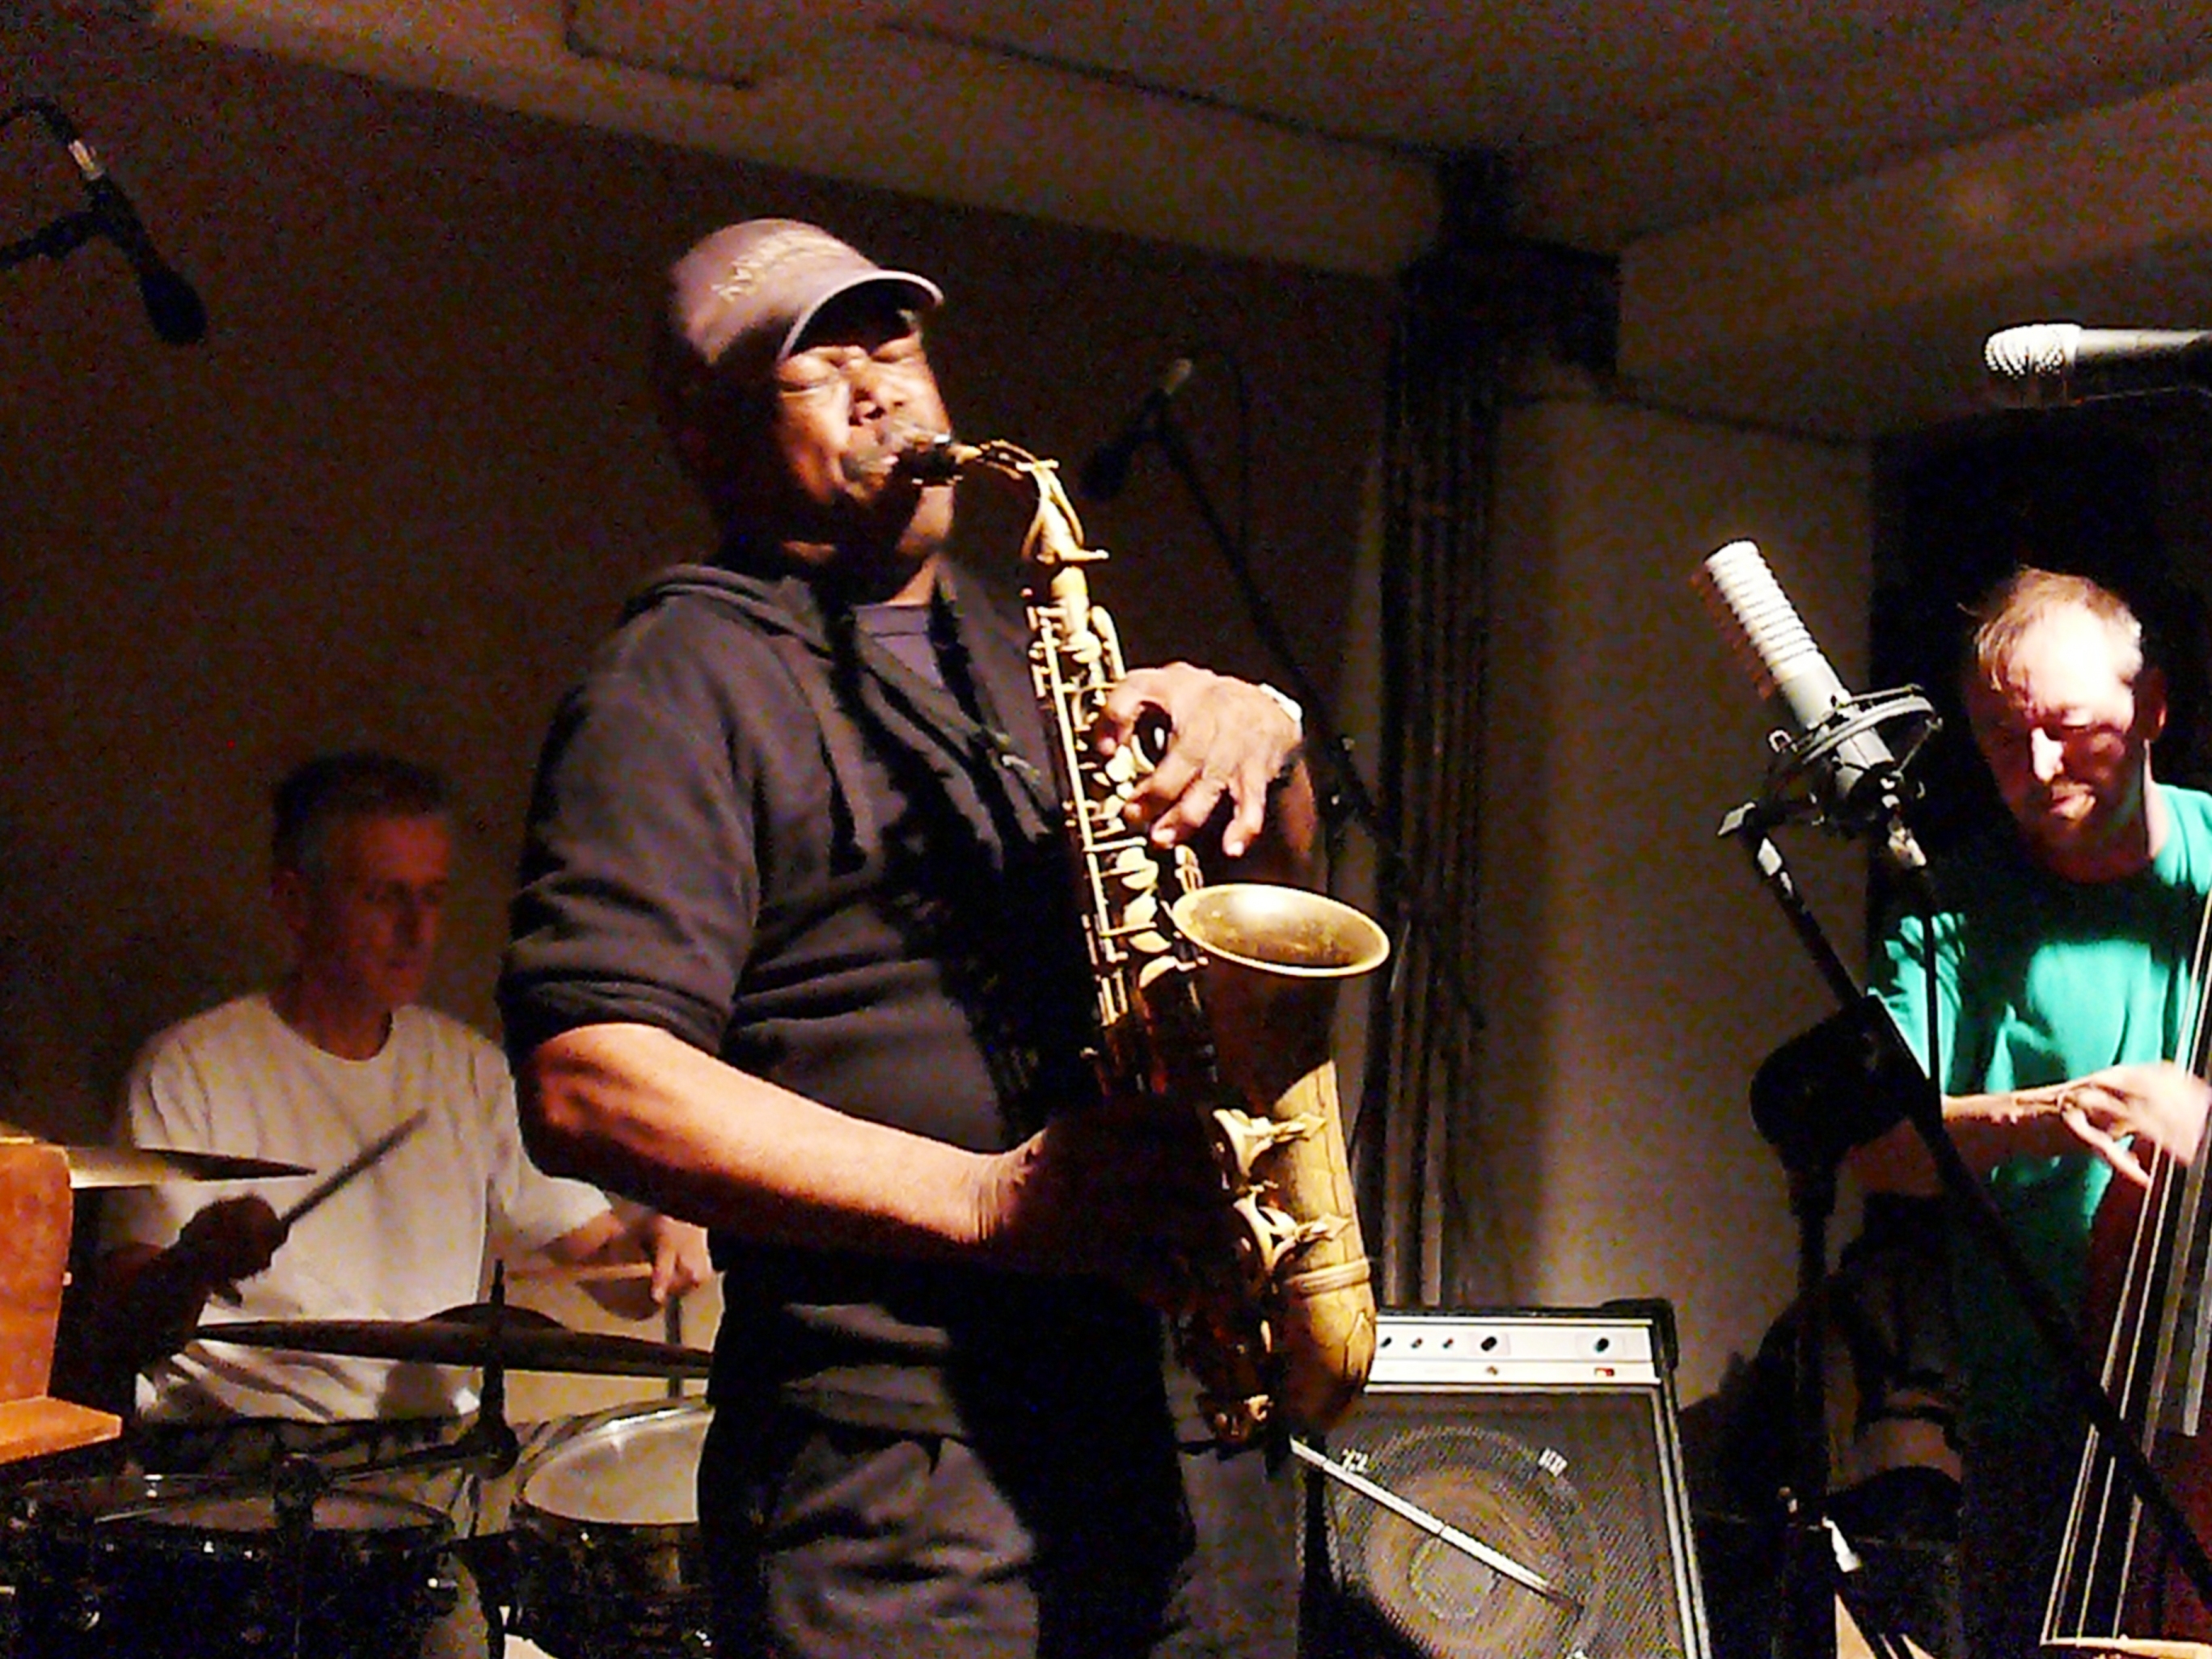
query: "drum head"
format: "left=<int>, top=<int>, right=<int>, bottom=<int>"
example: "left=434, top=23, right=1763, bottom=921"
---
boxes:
left=15, top=1475, right=441, bottom=1537
left=520, top=1402, right=709, bottom=1527
left=139, top=1488, right=447, bottom=1535
left=15, top=1472, right=217, bottom=1521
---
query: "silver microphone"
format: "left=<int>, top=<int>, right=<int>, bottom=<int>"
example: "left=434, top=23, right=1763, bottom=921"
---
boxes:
left=1695, top=538, right=1933, bottom=863
left=1984, top=322, right=2212, bottom=407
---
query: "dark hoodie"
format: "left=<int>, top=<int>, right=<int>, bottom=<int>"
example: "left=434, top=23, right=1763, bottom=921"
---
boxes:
left=501, top=557, right=1175, bottom=1435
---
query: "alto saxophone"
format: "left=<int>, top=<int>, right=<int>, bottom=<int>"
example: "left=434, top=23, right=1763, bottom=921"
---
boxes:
left=905, top=435, right=1389, bottom=1446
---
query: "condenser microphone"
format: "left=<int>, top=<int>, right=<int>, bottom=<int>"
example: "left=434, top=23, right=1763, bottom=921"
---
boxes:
left=31, top=100, right=206, bottom=344
left=1079, top=357, right=1194, bottom=501
left=1984, top=323, right=2212, bottom=407
left=1695, top=539, right=1933, bottom=864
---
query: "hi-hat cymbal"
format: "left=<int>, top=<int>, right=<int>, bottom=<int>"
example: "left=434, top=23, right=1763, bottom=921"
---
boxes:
left=191, top=1315, right=713, bottom=1378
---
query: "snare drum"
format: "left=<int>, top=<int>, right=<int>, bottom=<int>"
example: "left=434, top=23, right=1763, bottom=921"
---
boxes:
left=511, top=1401, right=712, bottom=1658
left=6, top=1474, right=455, bottom=1658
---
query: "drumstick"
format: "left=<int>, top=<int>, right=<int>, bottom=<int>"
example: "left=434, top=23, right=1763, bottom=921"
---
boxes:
left=276, top=1109, right=428, bottom=1231
left=504, top=1259, right=657, bottom=1285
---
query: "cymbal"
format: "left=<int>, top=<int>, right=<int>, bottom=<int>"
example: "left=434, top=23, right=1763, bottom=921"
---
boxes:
left=191, top=1315, right=714, bottom=1378
left=40, top=1144, right=311, bottom=1190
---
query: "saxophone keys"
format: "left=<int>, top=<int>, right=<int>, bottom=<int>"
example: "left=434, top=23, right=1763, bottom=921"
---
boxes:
left=1231, top=1193, right=1304, bottom=1281
left=1211, top=1108, right=1319, bottom=1179
left=1134, top=956, right=1180, bottom=991
left=1109, top=846, right=1158, bottom=888
left=1299, top=1214, right=1353, bottom=1248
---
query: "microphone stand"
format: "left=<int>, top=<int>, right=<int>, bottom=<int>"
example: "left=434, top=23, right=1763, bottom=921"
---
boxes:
left=1147, top=405, right=1489, bottom=1049
left=0, top=209, right=101, bottom=274
left=2, top=99, right=97, bottom=279
left=1726, top=798, right=1919, bottom=1659
left=1724, top=780, right=2212, bottom=1658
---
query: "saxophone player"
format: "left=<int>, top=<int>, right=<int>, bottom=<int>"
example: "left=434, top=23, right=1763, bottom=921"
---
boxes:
left=500, top=218, right=1316, bottom=1658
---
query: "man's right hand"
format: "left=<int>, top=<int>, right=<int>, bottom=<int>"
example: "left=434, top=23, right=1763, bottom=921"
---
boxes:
left=1859, top=1058, right=2212, bottom=1196
left=2047, top=1060, right=2212, bottom=1185
left=970, top=1096, right=1227, bottom=1308
left=122, top=1196, right=286, bottom=1357
left=171, top=1195, right=287, bottom=1294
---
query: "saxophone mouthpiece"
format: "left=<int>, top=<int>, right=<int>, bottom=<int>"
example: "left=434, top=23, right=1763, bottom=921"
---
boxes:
left=893, top=433, right=977, bottom=483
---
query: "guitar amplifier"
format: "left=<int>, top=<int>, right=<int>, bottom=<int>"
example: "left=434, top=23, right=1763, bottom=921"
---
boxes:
left=1301, top=1304, right=1711, bottom=1658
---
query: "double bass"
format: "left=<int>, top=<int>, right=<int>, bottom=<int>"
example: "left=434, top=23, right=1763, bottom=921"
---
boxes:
left=2044, top=901, right=2212, bottom=1656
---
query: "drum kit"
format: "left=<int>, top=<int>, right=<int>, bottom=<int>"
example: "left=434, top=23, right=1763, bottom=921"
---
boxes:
left=0, top=1125, right=720, bottom=1657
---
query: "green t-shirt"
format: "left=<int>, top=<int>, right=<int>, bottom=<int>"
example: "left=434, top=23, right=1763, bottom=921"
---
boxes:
left=1872, top=782, right=2212, bottom=1437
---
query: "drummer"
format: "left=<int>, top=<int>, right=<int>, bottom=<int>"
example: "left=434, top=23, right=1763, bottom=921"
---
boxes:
left=91, top=750, right=712, bottom=1658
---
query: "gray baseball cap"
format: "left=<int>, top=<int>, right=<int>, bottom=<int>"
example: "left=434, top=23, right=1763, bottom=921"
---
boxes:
left=666, top=218, right=943, bottom=379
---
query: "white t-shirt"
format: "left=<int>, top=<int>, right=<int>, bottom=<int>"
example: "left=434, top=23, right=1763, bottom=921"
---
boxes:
left=103, top=993, right=611, bottom=1423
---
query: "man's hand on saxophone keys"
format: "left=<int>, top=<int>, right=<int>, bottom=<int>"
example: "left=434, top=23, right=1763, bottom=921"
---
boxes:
left=1093, top=664, right=1307, bottom=861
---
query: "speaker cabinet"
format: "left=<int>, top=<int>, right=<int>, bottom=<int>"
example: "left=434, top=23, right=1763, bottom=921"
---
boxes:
left=1302, top=1306, right=1709, bottom=1659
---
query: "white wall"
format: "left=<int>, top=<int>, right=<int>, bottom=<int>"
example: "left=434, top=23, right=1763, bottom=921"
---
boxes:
left=1472, top=390, right=1874, bottom=1401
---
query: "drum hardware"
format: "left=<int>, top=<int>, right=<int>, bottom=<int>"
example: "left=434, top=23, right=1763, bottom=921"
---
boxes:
left=5, top=1467, right=461, bottom=1657
left=345, top=1270, right=526, bottom=1488
left=257, top=1450, right=464, bottom=1659
left=0, top=1116, right=387, bottom=1471
left=508, top=1399, right=715, bottom=1659
left=5, top=1282, right=533, bottom=1657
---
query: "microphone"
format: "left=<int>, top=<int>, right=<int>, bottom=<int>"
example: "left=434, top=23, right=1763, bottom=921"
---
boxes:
left=1079, top=357, right=1194, bottom=501
left=1695, top=538, right=1934, bottom=864
left=1984, top=323, right=2212, bottom=407
left=30, top=100, right=206, bottom=345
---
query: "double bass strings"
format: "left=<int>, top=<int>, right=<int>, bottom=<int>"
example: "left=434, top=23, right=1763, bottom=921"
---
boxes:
left=2046, top=879, right=2212, bottom=1640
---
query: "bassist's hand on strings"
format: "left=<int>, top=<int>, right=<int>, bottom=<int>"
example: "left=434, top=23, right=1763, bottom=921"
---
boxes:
left=1854, top=1062, right=2212, bottom=1196
left=2046, top=1060, right=2212, bottom=1186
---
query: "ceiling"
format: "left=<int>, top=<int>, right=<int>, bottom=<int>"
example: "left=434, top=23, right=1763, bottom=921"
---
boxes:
left=112, top=0, right=2212, bottom=435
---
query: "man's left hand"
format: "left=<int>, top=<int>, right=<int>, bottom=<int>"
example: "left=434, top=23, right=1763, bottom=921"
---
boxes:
left=1095, top=665, right=1299, bottom=859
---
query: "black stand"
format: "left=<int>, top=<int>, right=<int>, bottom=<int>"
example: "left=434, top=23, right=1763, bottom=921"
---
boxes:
left=3, top=97, right=99, bottom=276
left=1148, top=404, right=1488, bottom=1064
left=133, top=1282, right=524, bottom=1659
left=0, top=209, right=101, bottom=274
left=1731, top=801, right=1922, bottom=1659
left=1726, top=801, right=2212, bottom=1658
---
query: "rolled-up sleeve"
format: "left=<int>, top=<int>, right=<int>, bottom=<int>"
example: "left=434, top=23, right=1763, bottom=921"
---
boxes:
left=501, top=626, right=761, bottom=1065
